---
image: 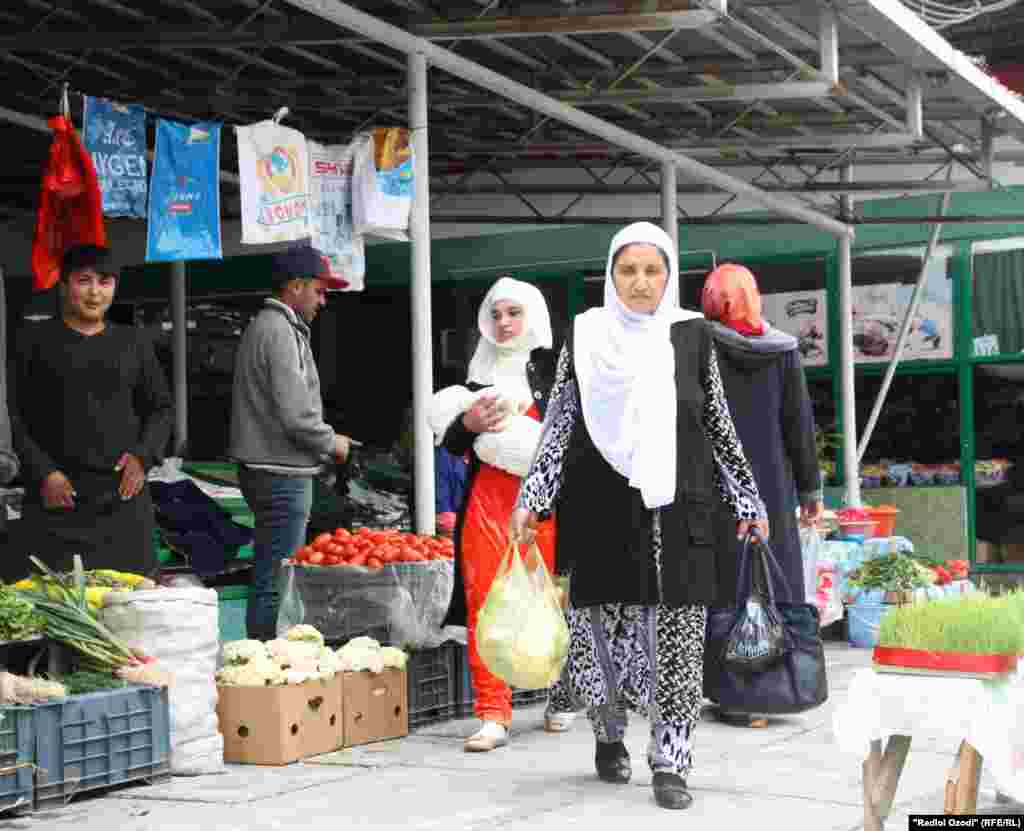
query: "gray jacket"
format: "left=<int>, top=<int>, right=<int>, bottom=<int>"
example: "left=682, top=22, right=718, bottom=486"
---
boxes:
left=229, top=299, right=335, bottom=474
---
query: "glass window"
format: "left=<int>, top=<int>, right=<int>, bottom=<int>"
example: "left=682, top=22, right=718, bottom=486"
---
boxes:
left=851, top=247, right=954, bottom=364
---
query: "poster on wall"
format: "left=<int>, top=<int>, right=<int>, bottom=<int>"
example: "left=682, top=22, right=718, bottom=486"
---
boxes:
left=236, top=120, right=310, bottom=244
left=82, top=96, right=148, bottom=219
left=145, top=119, right=222, bottom=263
left=308, top=139, right=365, bottom=291
left=851, top=277, right=953, bottom=363
left=760, top=290, right=828, bottom=367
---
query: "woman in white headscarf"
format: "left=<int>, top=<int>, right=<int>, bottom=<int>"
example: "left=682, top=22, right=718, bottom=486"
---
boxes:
left=431, top=277, right=576, bottom=752
left=510, top=222, right=769, bottom=811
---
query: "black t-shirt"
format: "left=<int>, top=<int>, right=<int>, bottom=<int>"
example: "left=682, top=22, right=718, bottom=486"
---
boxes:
left=9, top=319, right=174, bottom=486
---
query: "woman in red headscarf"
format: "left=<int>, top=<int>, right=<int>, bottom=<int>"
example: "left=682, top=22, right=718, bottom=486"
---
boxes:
left=701, top=263, right=823, bottom=727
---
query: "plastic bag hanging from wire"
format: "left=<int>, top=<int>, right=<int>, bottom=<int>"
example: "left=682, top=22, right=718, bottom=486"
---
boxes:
left=722, top=533, right=788, bottom=673
left=476, top=540, right=569, bottom=690
left=31, top=84, right=107, bottom=291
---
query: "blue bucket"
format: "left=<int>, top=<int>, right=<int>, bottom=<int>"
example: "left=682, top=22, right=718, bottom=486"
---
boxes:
left=847, top=602, right=889, bottom=649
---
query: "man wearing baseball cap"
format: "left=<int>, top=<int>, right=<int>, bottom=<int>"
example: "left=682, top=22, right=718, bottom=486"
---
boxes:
left=230, top=242, right=353, bottom=639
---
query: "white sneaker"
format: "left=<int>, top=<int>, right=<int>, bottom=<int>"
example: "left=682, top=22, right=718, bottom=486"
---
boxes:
left=544, top=711, right=578, bottom=733
left=464, top=721, right=509, bottom=753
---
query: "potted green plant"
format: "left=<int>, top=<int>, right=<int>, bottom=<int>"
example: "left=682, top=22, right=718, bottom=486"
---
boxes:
left=873, top=592, right=1024, bottom=678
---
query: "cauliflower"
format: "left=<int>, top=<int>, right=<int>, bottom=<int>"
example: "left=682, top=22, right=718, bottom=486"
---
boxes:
left=317, top=646, right=342, bottom=677
left=285, top=624, right=325, bottom=647
left=362, top=650, right=386, bottom=674
left=346, top=636, right=381, bottom=652
left=285, top=670, right=315, bottom=685
left=380, top=647, right=408, bottom=670
left=222, top=640, right=270, bottom=666
left=336, top=644, right=385, bottom=674
left=216, top=658, right=285, bottom=687
left=266, top=639, right=320, bottom=672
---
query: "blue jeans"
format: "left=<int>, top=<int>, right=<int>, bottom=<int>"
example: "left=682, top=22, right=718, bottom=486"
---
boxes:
left=238, top=468, right=313, bottom=641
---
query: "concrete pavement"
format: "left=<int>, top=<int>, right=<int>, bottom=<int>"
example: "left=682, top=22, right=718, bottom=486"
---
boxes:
left=9, top=643, right=1023, bottom=830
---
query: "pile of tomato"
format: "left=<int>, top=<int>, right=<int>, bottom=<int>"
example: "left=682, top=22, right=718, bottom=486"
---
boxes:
left=288, top=526, right=455, bottom=569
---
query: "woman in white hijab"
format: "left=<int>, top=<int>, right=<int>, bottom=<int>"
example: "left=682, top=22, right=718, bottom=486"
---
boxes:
left=431, top=277, right=576, bottom=752
left=511, top=222, right=768, bottom=810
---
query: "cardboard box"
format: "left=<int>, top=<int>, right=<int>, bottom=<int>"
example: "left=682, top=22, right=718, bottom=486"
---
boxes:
left=217, top=675, right=343, bottom=765
left=341, top=669, right=409, bottom=748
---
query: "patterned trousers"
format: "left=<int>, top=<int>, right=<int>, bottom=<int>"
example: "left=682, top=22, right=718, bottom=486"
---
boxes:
left=548, top=602, right=708, bottom=776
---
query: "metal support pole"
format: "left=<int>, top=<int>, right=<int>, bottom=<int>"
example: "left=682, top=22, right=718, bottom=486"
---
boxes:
left=660, top=161, right=679, bottom=270
left=170, top=261, right=188, bottom=457
left=838, top=166, right=861, bottom=508
left=409, top=50, right=436, bottom=537
left=857, top=189, right=951, bottom=463
left=981, top=118, right=995, bottom=185
left=906, top=73, right=923, bottom=139
left=819, top=8, right=839, bottom=86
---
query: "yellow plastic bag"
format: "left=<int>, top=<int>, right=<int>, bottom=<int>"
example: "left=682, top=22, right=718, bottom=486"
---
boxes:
left=476, top=541, right=570, bottom=689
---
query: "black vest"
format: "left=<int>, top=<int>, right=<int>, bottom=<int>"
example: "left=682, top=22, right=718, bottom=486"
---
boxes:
left=557, top=319, right=720, bottom=609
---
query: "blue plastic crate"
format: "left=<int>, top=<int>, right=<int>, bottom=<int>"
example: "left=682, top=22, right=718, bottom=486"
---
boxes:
left=0, top=707, right=34, bottom=815
left=33, top=686, right=170, bottom=810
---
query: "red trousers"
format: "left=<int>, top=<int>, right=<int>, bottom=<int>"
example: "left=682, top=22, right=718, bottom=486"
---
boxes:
left=461, top=461, right=556, bottom=725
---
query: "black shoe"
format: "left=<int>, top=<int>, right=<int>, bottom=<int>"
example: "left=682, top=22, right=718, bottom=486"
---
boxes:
left=594, top=741, right=631, bottom=784
left=652, top=772, right=693, bottom=810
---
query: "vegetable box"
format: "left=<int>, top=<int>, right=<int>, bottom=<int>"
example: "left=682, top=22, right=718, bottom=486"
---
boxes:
left=341, top=669, right=408, bottom=748
left=216, top=675, right=343, bottom=765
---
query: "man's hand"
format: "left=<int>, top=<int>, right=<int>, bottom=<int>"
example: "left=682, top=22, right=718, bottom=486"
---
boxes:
left=800, top=500, right=824, bottom=527
left=737, top=518, right=770, bottom=541
left=462, top=394, right=504, bottom=435
left=41, top=471, right=76, bottom=510
left=334, top=434, right=352, bottom=465
left=115, top=453, right=146, bottom=500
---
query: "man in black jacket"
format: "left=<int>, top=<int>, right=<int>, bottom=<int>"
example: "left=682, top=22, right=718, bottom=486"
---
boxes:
left=9, top=244, right=173, bottom=577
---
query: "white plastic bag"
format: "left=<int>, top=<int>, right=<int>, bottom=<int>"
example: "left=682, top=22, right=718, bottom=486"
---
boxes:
left=476, top=542, right=569, bottom=689
left=799, top=526, right=821, bottom=604
left=235, top=120, right=311, bottom=245
left=351, top=128, right=413, bottom=241
left=100, top=588, right=225, bottom=776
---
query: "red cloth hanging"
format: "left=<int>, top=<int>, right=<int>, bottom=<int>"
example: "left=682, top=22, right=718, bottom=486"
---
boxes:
left=30, top=114, right=107, bottom=291
left=989, top=64, right=1024, bottom=95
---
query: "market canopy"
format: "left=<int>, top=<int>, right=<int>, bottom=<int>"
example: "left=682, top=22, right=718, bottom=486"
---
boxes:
left=0, top=0, right=1023, bottom=226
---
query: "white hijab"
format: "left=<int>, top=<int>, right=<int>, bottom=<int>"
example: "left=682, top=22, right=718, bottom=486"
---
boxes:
left=467, top=277, right=553, bottom=411
left=574, top=222, right=703, bottom=509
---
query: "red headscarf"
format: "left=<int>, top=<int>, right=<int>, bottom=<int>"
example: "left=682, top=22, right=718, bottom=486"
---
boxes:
left=701, top=263, right=766, bottom=336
